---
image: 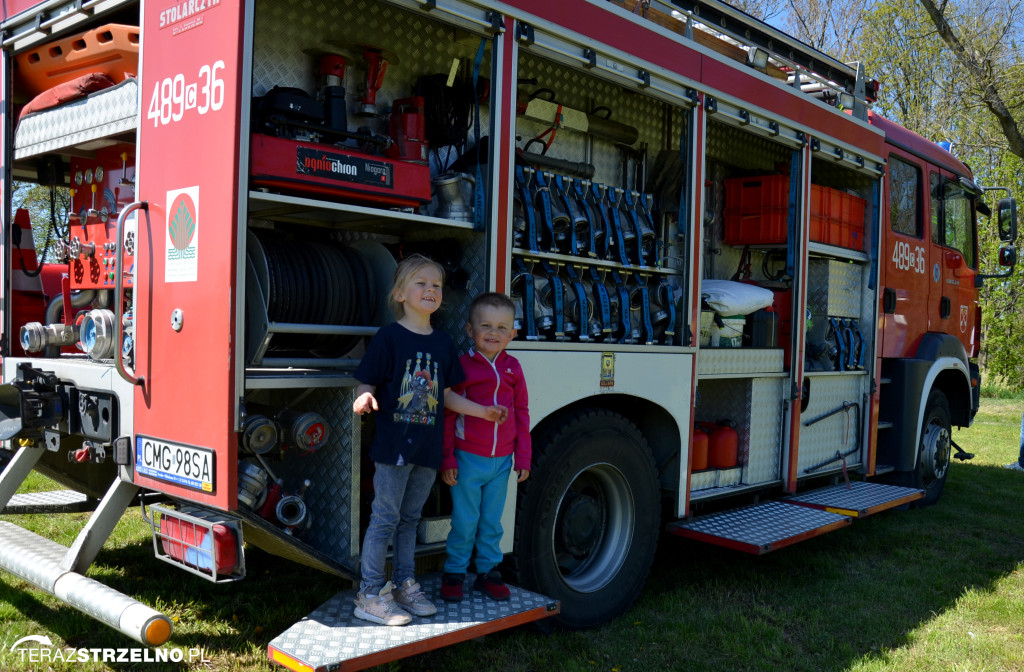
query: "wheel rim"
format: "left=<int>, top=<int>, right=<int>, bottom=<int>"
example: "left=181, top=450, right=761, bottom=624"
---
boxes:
left=550, top=462, right=634, bottom=593
left=920, top=421, right=950, bottom=483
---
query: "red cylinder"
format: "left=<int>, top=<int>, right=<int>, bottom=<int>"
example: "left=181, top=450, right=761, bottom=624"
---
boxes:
left=387, top=96, right=428, bottom=163
left=691, top=426, right=709, bottom=471
left=700, top=422, right=738, bottom=469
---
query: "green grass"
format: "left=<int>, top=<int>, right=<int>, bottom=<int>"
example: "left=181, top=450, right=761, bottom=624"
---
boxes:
left=1, top=399, right=1023, bottom=671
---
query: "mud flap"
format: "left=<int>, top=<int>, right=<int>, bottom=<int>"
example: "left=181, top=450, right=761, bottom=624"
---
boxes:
left=268, top=573, right=559, bottom=672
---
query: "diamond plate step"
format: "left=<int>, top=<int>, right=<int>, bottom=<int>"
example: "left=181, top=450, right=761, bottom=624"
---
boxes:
left=782, top=481, right=923, bottom=517
left=2, top=489, right=96, bottom=515
left=667, top=501, right=851, bottom=555
left=268, top=574, right=559, bottom=672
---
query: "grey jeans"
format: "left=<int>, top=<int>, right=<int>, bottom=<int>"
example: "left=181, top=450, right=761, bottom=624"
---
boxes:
left=359, top=461, right=436, bottom=595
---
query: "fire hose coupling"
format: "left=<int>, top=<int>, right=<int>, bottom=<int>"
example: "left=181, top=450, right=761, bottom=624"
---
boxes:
left=79, top=308, right=117, bottom=360
left=237, top=461, right=270, bottom=510
left=20, top=321, right=80, bottom=353
left=240, top=409, right=330, bottom=456
left=241, top=415, right=279, bottom=455
left=275, top=479, right=312, bottom=535
left=277, top=409, right=330, bottom=452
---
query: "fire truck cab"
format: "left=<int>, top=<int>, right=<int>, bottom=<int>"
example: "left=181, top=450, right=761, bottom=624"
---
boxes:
left=0, top=0, right=1016, bottom=668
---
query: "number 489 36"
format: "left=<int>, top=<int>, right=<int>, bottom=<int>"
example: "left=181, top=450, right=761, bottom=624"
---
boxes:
left=147, top=60, right=225, bottom=128
left=891, top=240, right=926, bottom=274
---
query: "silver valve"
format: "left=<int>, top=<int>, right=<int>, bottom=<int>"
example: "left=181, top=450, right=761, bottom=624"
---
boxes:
left=69, top=237, right=95, bottom=258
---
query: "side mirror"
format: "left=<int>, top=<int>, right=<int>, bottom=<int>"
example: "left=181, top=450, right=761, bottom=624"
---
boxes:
left=997, top=198, right=1017, bottom=243
left=976, top=244, right=1017, bottom=287
left=999, top=245, right=1017, bottom=267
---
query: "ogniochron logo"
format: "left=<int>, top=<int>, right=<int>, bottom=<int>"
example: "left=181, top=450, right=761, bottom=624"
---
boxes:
left=8, top=633, right=211, bottom=664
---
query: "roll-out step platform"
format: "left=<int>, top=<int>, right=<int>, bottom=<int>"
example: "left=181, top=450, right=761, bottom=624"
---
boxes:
left=668, top=482, right=923, bottom=555
left=2, top=489, right=95, bottom=514
left=268, top=574, right=559, bottom=672
left=782, top=481, right=923, bottom=517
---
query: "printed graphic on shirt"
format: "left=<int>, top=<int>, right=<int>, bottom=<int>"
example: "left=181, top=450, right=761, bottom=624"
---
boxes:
left=394, top=351, right=440, bottom=426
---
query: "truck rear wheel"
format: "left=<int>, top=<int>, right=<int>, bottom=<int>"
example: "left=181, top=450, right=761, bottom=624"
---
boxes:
left=513, top=408, right=660, bottom=629
left=895, top=389, right=951, bottom=506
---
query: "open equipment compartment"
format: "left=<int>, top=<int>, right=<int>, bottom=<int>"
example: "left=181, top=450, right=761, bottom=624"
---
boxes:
left=509, top=45, right=689, bottom=347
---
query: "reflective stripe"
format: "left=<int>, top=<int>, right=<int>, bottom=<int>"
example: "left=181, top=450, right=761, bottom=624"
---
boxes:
left=11, top=269, right=43, bottom=293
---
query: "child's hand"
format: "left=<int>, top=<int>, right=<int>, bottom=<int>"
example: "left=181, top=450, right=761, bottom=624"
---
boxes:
left=516, top=469, right=530, bottom=483
left=442, top=468, right=458, bottom=486
left=353, top=392, right=378, bottom=415
left=484, top=405, right=509, bottom=424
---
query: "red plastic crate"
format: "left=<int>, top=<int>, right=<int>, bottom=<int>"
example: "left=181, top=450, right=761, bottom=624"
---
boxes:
left=839, top=191, right=866, bottom=250
left=723, top=175, right=789, bottom=245
left=724, top=176, right=865, bottom=251
left=809, top=214, right=827, bottom=246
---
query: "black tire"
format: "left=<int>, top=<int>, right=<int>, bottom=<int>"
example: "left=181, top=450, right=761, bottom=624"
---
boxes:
left=513, top=408, right=660, bottom=629
left=894, top=389, right=951, bottom=506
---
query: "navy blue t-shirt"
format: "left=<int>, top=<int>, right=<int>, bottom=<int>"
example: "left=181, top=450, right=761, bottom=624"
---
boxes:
left=354, top=322, right=465, bottom=469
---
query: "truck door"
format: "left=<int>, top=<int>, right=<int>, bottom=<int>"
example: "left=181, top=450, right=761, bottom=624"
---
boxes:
left=927, top=169, right=979, bottom=354
left=881, top=153, right=929, bottom=357
left=130, top=2, right=246, bottom=510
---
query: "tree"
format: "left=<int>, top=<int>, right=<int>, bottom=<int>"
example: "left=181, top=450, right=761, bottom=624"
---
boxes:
left=781, top=0, right=872, bottom=59
left=11, top=181, right=70, bottom=265
left=906, top=0, right=1024, bottom=391
left=916, top=0, right=1024, bottom=161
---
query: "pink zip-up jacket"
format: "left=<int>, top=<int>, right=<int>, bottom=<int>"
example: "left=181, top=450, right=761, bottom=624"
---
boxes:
left=442, top=348, right=531, bottom=472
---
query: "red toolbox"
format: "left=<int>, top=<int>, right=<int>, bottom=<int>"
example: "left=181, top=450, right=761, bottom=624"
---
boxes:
left=724, top=176, right=865, bottom=251
left=250, top=134, right=431, bottom=210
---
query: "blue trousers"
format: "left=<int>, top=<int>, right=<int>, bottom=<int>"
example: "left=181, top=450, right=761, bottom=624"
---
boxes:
left=444, top=450, right=513, bottom=575
left=359, top=461, right=436, bottom=595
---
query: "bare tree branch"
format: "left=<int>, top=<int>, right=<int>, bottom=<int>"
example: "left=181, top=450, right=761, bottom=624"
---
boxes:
left=918, top=0, right=1024, bottom=158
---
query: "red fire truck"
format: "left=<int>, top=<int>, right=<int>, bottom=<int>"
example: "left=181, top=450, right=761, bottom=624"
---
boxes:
left=0, top=0, right=1018, bottom=668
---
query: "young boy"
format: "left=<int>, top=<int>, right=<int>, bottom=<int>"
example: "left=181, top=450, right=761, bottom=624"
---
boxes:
left=440, top=292, right=531, bottom=601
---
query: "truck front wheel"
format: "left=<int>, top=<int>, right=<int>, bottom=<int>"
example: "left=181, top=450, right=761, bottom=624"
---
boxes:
left=896, top=389, right=951, bottom=506
left=513, top=409, right=660, bottom=629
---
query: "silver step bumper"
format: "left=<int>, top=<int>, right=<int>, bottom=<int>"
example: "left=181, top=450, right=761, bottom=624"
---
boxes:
left=0, top=520, right=172, bottom=645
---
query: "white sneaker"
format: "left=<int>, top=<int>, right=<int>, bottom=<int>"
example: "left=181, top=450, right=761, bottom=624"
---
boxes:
left=393, top=577, right=437, bottom=617
left=1006, top=462, right=1024, bottom=472
left=353, top=581, right=412, bottom=626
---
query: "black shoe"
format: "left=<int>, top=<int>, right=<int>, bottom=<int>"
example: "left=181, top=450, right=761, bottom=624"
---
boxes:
left=473, top=570, right=510, bottom=601
left=440, top=573, right=465, bottom=602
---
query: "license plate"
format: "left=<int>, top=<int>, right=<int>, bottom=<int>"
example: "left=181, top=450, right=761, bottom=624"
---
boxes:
left=135, top=436, right=215, bottom=493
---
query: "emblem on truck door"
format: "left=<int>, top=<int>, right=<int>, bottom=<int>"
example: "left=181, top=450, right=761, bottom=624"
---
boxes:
left=165, top=187, right=199, bottom=283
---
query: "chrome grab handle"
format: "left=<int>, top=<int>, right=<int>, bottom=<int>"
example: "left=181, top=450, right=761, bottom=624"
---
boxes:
left=115, top=201, right=146, bottom=387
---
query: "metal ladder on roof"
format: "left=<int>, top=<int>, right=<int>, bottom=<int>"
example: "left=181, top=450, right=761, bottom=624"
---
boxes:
left=622, top=0, right=875, bottom=120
